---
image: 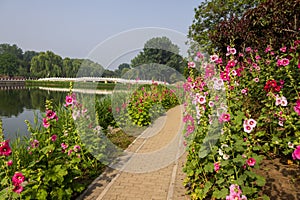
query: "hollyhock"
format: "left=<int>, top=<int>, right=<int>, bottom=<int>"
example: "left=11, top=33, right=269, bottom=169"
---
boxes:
left=219, top=113, right=230, bottom=122
left=229, top=184, right=242, bottom=196
left=7, top=160, right=13, bottom=166
left=208, top=101, right=214, bottom=107
left=214, top=162, right=220, bottom=172
left=292, top=146, right=300, bottom=160
left=243, top=125, right=253, bottom=133
left=278, top=121, right=284, bottom=126
left=255, top=55, right=261, bottom=60
left=227, top=60, right=237, bottom=68
left=280, top=96, right=288, bottom=106
left=223, top=154, right=230, bottom=160
left=247, top=119, right=257, bottom=128
left=220, top=71, right=230, bottom=82
left=31, top=139, right=39, bottom=148
left=245, top=47, right=252, bottom=53
left=42, top=118, right=50, bottom=128
left=294, top=100, right=300, bottom=116
left=50, top=134, right=57, bottom=142
left=0, top=140, right=12, bottom=156
left=197, top=95, right=206, bottom=104
left=73, top=145, right=81, bottom=152
left=265, top=45, right=271, bottom=53
left=280, top=46, right=287, bottom=52
left=61, top=143, right=68, bottom=150
left=277, top=59, right=283, bottom=66
left=253, top=77, right=259, bottom=82
left=188, top=61, right=196, bottom=68
left=65, top=95, right=74, bottom=106
left=12, top=172, right=25, bottom=186
left=13, top=185, right=23, bottom=194
left=210, top=54, right=219, bottom=62
left=281, top=58, right=290, bottom=66
left=241, top=89, right=248, bottom=95
left=246, top=158, right=256, bottom=166
left=46, top=110, right=57, bottom=119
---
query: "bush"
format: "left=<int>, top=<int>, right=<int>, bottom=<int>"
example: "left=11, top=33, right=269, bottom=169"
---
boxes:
left=183, top=39, right=300, bottom=199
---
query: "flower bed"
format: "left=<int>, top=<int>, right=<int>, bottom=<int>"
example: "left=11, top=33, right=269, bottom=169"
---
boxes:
left=183, top=41, right=300, bottom=199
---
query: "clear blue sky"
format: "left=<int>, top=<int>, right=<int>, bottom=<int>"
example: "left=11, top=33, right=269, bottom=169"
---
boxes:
left=0, top=0, right=201, bottom=61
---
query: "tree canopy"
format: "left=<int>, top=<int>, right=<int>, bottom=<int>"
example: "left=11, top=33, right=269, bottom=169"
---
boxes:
left=188, top=0, right=263, bottom=54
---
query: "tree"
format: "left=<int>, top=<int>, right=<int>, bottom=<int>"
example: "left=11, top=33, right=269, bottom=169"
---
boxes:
left=0, top=53, right=19, bottom=77
left=30, top=51, right=63, bottom=78
left=189, top=0, right=263, bottom=54
left=209, top=0, right=300, bottom=54
left=131, top=36, right=186, bottom=75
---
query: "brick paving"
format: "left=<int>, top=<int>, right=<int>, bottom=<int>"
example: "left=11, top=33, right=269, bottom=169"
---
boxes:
left=78, top=106, right=189, bottom=200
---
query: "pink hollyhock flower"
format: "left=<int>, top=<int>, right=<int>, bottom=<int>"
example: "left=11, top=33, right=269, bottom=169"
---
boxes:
left=255, top=55, right=261, bottom=60
left=73, top=145, right=81, bottom=152
left=248, top=119, right=257, bottom=128
left=227, top=60, right=237, bottom=68
left=208, top=101, right=214, bottom=107
left=245, top=47, right=252, bottom=53
left=278, top=121, right=284, bottom=126
left=277, top=59, right=282, bottom=66
left=265, top=46, right=271, bottom=53
left=13, top=185, right=24, bottom=194
left=219, top=113, right=230, bottom=122
left=31, top=139, right=39, bottom=148
left=61, top=143, right=68, bottom=150
left=42, top=118, right=50, bottom=128
left=281, top=58, right=290, bottom=66
left=51, top=134, right=57, bottom=142
left=65, top=95, right=74, bottom=106
left=7, top=160, right=13, bottom=166
left=46, top=110, right=57, bottom=119
left=220, top=71, right=230, bottom=82
left=229, top=184, right=242, bottom=196
left=12, top=172, right=25, bottom=186
left=253, top=77, right=259, bottom=82
left=186, top=125, right=195, bottom=135
left=68, top=149, right=73, bottom=156
left=294, top=100, right=300, bottom=116
left=198, top=95, right=206, bottom=104
left=214, top=162, right=220, bottom=172
left=280, top=96, right=288, bottom=106
left=210, top=54, right=219, bottom=62
left=280, top=46, right=287, bottom=52
left=0, top=140, right=12, bottom=157
left=241, top=89, right=248, bottom=95
left=188, top=61, right=196, bottom=68
left=243, top=125, right=253, bottom=133
left=246, top=158, right=256, bottom=166
left=292, top=146, right=300, bottom=160
left=230, top=48, right=236, bottom=55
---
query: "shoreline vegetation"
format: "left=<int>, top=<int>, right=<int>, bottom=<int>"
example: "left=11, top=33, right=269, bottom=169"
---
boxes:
left=25, top=80, right=116, bottom=90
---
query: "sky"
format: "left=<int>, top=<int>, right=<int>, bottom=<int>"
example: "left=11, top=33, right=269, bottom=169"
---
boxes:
left=0, top=0, right=201, bottom=68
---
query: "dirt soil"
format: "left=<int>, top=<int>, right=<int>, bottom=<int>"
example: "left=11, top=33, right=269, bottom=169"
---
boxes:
left=254, top=158, right=300, bottom=200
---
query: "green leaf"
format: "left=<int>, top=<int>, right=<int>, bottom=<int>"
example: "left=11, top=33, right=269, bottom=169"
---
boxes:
left=262, top=194, right=270, bottom=200
left=255, top=174, right=266, bottom=187
left=212, top=188, right=228, bottom=199
left=37, top=189, right=48, bottom=200
left=204, top=162, right=214, bottom=173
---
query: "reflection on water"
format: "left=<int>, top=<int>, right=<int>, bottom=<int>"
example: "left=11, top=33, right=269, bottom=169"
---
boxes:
left=0, top=87, right=108, bottom=141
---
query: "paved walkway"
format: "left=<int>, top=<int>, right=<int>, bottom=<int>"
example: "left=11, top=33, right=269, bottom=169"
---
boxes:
left=78, top=106, right=189, bottom=200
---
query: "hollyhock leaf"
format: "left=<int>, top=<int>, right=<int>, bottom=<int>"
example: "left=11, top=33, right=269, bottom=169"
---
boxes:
left=212, top=188, right=227, bottom=199
left=204, top=162, right=214, bottom=173
left=255, top=175, right=266, bottom=187
left=242, top=186, right=257, bottom=195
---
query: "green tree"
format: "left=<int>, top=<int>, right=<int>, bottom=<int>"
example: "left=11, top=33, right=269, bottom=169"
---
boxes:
left=30, top=51, right=63, bottom=78
left=189, top=0, right=263, bottom=54
left=131, top=36, right=186, bottom=75
left=0, top=53, right=19, bottom=77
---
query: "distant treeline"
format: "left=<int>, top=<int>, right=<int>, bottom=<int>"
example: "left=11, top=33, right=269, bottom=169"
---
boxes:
left=0, top=44, right=124, bottom=78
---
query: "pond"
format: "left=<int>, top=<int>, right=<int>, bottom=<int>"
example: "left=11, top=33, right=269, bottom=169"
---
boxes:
left=0, top=86, right=111, bottom=141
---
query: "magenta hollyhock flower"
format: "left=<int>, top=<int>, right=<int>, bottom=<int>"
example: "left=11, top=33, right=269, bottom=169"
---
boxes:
left=186, top=125, right=195, bottom=135
left=65, top=95, right=74, bottom=106
left=280, top=46, right=287, bottom=52
left=245, top=47, right=252, bottom=53
left=220, top=71, right=230, bottom=82
left=277, top=59, right=282, bottom=66
left=31, top=139, right=39, bottom=148
left=46, top=110, right=57, bottom=119
left=241, top=89, right=248, bottom=95
left=255, top=55, right=261, bottom=60
left=292, top=146, right=300, bottom=160
left=281, top=58, right=290, bottom=66
left=61, top=143, right=68, bottom=150
left=214, top=162, right=220, bottom=172
left=265, top=45, right=271, bottom=53
left=294, top=100, right=300, bottom=116
left=51, top=134, right=57, bottom=142
left=219, top=113, right=230, bottom=122
left=42, top=118, right=50, bottom=128
left=0, top=140, right=12, bottom=157
left=68, top=149, right=73, bottom=156
left=12, top=172, right=25, bottom=186
left=13, top=185, right=24, bottom=194
left=7, top=160, right=13, bottom=166
left=246, top=158, right=256, bottom=166
left=229, top=47, right=236, bottom=55
left=227, top=60, right=236, bottom=68
left=73, top=145, right=81, bottom=152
